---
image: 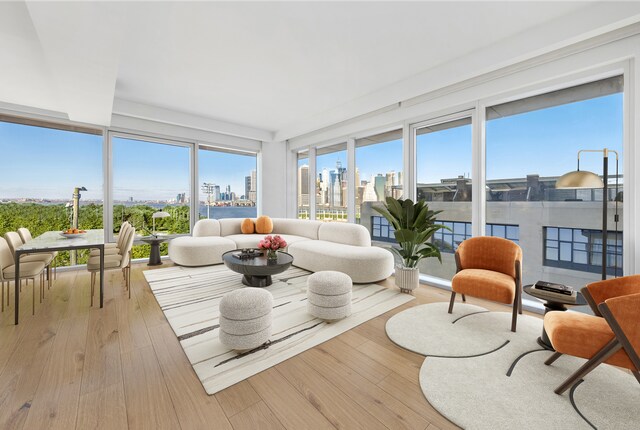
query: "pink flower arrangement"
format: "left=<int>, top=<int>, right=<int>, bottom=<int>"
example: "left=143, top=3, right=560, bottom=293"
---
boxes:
left=258, top=235, right=287, bottom=251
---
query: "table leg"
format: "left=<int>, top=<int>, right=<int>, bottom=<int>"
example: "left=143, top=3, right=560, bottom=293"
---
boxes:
left=99, top=246, right=104, bottom=308
left=537, top=303, right=568, bottom=351
left=14, top=252, right=20, bottom=325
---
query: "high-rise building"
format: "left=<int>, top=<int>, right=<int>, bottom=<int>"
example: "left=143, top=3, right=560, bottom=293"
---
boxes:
left=298, top=164, right=309, bottom=206
left=214, top=185, right=221, bottom=201
left=245, top=176, right=251, bottom=200
left=374, top=174, right=386, bottom=201
left=249, top=169, right=257, bottom=203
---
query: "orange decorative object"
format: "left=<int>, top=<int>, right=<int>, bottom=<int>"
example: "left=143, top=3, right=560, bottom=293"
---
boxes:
left=255, top=216, right=273, bottom=234
left=449, top=236, right=523, bottom=332
left=241, top=218, right=255, bottom=234
left=543, top=275, right=640, bottom=394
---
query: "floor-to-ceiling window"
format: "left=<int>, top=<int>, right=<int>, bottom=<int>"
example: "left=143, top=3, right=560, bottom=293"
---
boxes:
left=415, top=116, right=472, bottom=280
left=485, top=76, right=623, bottom=288
left=315, top=143, right=348, bottom=222
left=355, top=129, right=403, bottom=240
left=297, top=150, right=309, bottom=219
left=198, top=146, right=257, bottom=220
left=0, top=116, right=103, bottom=266
left=112, top=135, right=191, bottom=259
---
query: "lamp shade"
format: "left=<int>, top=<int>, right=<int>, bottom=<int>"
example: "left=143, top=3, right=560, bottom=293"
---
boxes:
left=555, top=170, right=604, bottom=189
left=152, top=211, right=171, bottom=219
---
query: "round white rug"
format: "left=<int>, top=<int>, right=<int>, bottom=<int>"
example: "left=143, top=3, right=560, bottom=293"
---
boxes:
left=386, top=303, right=640, bottom=429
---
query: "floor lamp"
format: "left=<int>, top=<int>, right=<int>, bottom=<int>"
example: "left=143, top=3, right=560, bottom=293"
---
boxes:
left=555, top=148, right=620, bottom=281
left=152, top=211, right=171, bottom=236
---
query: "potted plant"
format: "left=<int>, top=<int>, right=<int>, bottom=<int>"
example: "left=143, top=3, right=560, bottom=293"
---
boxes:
left=374, top=197, right=447, bottom=293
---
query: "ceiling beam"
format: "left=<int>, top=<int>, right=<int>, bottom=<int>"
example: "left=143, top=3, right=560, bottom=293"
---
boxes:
left=26, top=1, right=127, bottom=126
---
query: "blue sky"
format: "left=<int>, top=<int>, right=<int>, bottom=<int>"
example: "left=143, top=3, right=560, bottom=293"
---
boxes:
left=0, top=93, right=623, bottom=201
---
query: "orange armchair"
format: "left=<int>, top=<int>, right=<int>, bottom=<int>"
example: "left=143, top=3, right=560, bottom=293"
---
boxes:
left=448, top=237, right=523, bottom=332
left=544, top=275, right=640, bottom=394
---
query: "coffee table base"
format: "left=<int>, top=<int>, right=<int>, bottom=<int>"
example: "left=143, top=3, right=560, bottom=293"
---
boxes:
left=242, top=274, right=272, bottom=288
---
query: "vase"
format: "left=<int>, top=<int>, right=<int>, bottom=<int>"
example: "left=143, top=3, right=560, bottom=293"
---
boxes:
left=395, top=266, right=420, bottom=294
left=266, top=249, right=278, bottom=261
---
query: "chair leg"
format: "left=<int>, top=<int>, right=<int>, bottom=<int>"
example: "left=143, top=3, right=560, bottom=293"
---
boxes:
left=545, top=352, right=562, bottom=365
left=632, top=370, right=640, bottom=384
left=554, top=338, right=622, bottom=395
left=518, top=291, right=523, bottom=315
left=32, top=278, right=35, bottom=316
left=461, top=294, right=466, bottom=302
left=90, top=272, right=95, bottom=307
left=127, top=265, right=131, bottom=299
left=511, top=300, right=518, bottom=332
left=448, top=291, right=456, bottom=314
left=1, top=281, right=4, bottom=312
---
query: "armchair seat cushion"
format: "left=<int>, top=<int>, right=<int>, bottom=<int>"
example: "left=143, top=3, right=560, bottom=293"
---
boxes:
left=452, top=268, right=515, bottom=304
left=544, top=311, right=634, bottom=369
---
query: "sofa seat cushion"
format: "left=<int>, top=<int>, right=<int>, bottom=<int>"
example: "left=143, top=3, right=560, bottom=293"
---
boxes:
left=544, top=311, right=633, bottom=369
left=168, top=236, right=236, bottom=267
left=451, top=268, right=515, bottom=305
left=288, top=240, right=393, bottom=283
left=225, top=234, right=311, bottom=250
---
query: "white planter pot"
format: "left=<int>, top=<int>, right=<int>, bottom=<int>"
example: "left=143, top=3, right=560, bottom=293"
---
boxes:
left=395, top=266, right=420, bottom=293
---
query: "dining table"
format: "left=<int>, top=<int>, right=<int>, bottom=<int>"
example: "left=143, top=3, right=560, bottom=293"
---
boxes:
left=13, top=229, right=105, bottom=325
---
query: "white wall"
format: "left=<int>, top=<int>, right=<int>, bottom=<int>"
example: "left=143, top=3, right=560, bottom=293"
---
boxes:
left=259, top=141, right=288, bottom=217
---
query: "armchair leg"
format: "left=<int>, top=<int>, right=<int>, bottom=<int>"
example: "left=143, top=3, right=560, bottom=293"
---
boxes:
left=461, top=294, right=466, bottom=302
left=511, top=300, right=518, bottom=332
left=448, top=291, right=456, bottom=314
left=545, top=352, right=562, bottom=365
left=554, top=338, right=622, bottom=395
left=633, top=370, right=640, bottom=384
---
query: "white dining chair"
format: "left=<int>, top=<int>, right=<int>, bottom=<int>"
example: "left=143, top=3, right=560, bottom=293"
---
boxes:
left=17, top=227, right=58, bottom=282
left=87, top=226, right=136, bottom=305
left=4, top=232, right=54, bottom=302
left=89, top=221, right=131, bottom=258
left=0, top=237, right=46, bottom=315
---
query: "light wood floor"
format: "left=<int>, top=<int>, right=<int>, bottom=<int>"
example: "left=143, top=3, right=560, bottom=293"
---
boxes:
left=0, top=262, right=541, bottom=430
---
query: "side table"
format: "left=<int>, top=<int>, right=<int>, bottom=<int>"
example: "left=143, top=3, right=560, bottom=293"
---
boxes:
left=140, top=236, right=169, bottom=266
left=523, top=284, right=587, bottom=350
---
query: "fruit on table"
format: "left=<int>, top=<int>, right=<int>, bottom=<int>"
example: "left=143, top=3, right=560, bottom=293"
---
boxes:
left=63, top=228, right=86, bottom=234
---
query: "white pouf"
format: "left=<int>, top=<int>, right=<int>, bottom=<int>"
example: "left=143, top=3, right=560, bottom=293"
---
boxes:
left=219, top=288, right=273, bottom=351
left=307, top=271, right=352, bottom=321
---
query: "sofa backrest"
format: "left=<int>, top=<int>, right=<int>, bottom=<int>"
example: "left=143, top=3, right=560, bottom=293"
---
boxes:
left=318, top=222, right=371, bottom=247
left=219, top=218, right=245, bottom=236
left=271, top=218, right=322, bottom=240
left=193, top=219, right=221, bottom=237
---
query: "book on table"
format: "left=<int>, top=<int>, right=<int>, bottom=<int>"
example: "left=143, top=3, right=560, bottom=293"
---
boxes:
left=532, top=281, right=577, bottom=303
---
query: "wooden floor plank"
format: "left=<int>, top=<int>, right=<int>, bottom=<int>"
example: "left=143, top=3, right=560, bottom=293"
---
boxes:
left=300, top=346, right=430, bottom=430
left=276, top=355, right=388, bottom=430
left=377, top=371, right=459, bottom=430
left=228, top=401, right=286, bottom=430
left=249, top=367, right=336, bottom=430
left=215, top=380, right=262, bottom=418
left=22, top=314, right=89, bottom=430
left=76, top=383, right=128, bottom=430
left=121, top=345, right=181, bottom=430
left=148, top=323, right=233, bottom=430
left=357, top=339, right=423, bottom=382
left=319, top=337, right=393, bottom=384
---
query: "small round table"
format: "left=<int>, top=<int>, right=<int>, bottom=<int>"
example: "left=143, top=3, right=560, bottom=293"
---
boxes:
left=222, top=250, right=294, bottom=287
left=524, top=284, right=588, bottom=350
left=140, top=236, right=169, bottom=266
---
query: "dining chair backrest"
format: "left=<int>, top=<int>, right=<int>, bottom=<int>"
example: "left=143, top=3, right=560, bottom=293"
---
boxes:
left=0, top=238, right=16, bottom=281
left=120, top=227, right=136, bottom=268
left=3, top=232, right=24, bottom=256
left=116, top=222, right=131, bottom=249
left=17, top=227, right=33, bottom=243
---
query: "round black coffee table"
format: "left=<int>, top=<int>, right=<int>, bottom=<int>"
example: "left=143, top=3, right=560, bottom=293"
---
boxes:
left=524, top=284, right=588, bottom=350
left=222, top=250, right=294, bottom=287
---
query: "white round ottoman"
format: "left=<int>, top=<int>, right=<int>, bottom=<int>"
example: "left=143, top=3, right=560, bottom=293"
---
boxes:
left=307, top=271, right=352, bottom=321
left=219, top=288, right=273, bottom=351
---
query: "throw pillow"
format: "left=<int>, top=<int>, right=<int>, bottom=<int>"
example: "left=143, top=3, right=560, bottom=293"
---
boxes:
left=255, top=215, right=273, bottom=234
left=241, top=218, right=255, bottom=234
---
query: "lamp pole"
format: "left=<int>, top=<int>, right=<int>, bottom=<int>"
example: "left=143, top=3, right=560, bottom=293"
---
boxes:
left=201, top=183, right=214, bottom=219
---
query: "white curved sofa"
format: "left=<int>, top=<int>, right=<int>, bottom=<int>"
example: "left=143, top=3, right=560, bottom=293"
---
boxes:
left=168, top=218, right=394, bottom=283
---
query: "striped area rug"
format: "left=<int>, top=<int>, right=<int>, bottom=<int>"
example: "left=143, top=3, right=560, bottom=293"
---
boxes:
left=143, top=264, right=414, bottom=395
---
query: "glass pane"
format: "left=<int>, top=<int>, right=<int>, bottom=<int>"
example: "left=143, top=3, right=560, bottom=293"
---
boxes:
left=198, top=147, right=257, bottom=220
left=416, top=117, right=472, bottom=280
left=0, top=121, right=103, bottom=267
left=297, top=156, right=309, bottom=219
left=506, top=226, right=519, bottom=240
left=487, top=87, right=623, bottom=285
left=113, top=137, right=191, bottom=259
left=356, top=130, right=403, bottom=253
left=316, top=144, right=347, bottom=222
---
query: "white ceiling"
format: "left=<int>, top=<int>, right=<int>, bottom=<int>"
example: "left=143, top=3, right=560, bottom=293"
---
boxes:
left=2, top=1, right=640, bottom=141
